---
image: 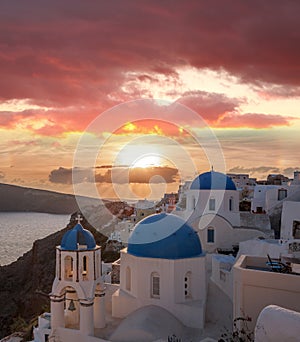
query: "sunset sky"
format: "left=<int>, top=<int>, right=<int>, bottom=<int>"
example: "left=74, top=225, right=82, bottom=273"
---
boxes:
left=0, top=1, right=299, bottom=200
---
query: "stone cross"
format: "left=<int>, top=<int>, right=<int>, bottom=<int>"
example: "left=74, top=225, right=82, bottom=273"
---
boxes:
left=76, top=213, right=83, bottom=224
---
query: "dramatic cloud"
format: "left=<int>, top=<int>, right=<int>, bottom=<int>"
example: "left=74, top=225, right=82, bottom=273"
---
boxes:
left=49, top=166, right=179, bottom=184
left=49, top=167, right=92, bottom=184
left=177, top=91, right=242, bottom=122
left=177, top=91, right=295, bottom=128
left=0, top=1, right=299, bottom=107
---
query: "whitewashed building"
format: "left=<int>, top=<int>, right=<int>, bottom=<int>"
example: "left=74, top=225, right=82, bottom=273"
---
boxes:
left=48, top=218, right=106, bottom=339
left=182, top=170, right=271, bottom=253
left=112, top=213, right=207, bottom=329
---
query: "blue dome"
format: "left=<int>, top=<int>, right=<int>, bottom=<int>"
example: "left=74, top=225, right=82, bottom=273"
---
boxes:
left=190, top=171, right=236, bottom=191
left=60, top=223, right=96, bottom=250
left=128, top=213, right=203, bottom=259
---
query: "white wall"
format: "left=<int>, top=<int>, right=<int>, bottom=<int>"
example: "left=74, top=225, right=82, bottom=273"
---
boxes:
left=112, top=250, right=206, bottom=328
left=211, top=254, right=234, bottom=300
left=191, top=214, right=268, bottom=253
left=186, top=189, right=240, bottom=227
left=52, top=327, right=108, bottom=342
left=281, top=201, right=300, bottom=239
left=238, top=239, right=289, bottom=259
left=251, top=185, right=282, bottom=213
left=255, top=305, right=300, bottom=342
left=233, top=255, right=300, bottom=331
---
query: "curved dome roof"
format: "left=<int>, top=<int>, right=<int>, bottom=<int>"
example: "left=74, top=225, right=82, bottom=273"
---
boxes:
left=127, top=213, right=203, bottom=259
left=60, top=223, right=96, bottom=250
left=190, top=171, right=236, bottom=191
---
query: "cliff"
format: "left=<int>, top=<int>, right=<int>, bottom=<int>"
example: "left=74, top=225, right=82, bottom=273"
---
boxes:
left=0, top=183, right=98, bottom=214
left=0, top=212, right=122, bottom=339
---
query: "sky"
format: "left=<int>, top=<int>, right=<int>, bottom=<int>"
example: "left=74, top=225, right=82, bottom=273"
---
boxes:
left=0, top=0, right=299, bottom=200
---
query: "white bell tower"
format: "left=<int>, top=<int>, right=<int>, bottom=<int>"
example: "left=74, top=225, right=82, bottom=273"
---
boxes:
left=50, top=214, right=105, bottom=336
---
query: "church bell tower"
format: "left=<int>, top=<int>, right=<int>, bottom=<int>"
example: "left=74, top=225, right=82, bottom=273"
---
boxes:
left=50, top=214, right=105, bottom=336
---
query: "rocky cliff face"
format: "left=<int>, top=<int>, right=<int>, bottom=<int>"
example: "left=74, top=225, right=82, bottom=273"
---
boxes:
left=0, top=212, right=122, bottom=339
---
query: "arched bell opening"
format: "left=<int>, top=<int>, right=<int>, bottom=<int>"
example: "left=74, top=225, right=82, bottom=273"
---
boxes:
left=63, top=286, right=80, bottom=329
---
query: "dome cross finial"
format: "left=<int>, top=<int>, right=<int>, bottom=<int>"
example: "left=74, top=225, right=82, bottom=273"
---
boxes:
left=76, top=213, right=83, bottom=224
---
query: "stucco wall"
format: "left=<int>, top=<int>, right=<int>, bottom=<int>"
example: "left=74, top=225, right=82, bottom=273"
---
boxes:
left=255, top=305, right=300, bottom=342
left=211, top=254, right=234, bottom=300
left=112, top=251, right=206, bottom=328
left=281, top=201, right=300, bottom=239
left=233, top=255, right=300, bottom=331
left=191, top=214, right=268, bottom=253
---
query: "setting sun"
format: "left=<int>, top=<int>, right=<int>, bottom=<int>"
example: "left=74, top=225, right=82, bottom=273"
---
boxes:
left=131, top=155, right=162, bottom=168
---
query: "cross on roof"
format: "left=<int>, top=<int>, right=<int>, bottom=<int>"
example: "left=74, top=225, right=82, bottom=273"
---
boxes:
left=75, top=214, right=83, bottom=224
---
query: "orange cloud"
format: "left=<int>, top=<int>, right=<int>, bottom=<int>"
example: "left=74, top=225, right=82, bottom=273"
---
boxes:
left=115, top=119, right=188, bottom=137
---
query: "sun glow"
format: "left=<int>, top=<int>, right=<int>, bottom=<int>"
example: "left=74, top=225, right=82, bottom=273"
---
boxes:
left=132, top=155, right=162, bottom=168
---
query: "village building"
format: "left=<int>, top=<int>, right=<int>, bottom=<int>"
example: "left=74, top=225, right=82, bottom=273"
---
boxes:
left=181, top=170, right=272, bottom=254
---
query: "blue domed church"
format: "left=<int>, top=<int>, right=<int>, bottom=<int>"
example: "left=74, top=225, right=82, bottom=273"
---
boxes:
left=112, top=213, right=207, bottom=329
left=50, top=216, right=105, bottom=337
left=183, top=170, right=270, bottom=253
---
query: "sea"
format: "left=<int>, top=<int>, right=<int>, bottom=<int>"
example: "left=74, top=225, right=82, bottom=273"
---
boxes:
left=0, top=212, right=70, bottom=266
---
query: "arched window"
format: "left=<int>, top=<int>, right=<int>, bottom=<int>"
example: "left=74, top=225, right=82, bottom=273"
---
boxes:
left=207, top=227, right=215, bottom=243
left=126, top=266, right=131, bottom=291
left=64, top=255, right=73, bottom=281
left=151, top=272, right=160, bottom=298
left=229, top=197, right=233, bottom=211
left=82, top=255, right=88, bottom=280
left=184, top=271, right=192, bottom=298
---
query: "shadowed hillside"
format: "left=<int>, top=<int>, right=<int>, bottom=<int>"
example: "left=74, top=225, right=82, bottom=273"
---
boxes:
left=0, top=183, right=98, bottom=214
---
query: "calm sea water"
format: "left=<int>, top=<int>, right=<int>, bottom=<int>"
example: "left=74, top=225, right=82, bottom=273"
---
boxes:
left=0, top=212, right=70, bottom=266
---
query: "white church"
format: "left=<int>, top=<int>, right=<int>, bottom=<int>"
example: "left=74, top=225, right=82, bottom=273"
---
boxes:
left=34, top=212, right=207, bottom=341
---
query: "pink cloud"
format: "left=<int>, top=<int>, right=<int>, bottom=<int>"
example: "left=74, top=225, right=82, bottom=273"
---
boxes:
left=0, top=1, right=299, bottom=106
left=177, top=91, right=242, bottom=122
left=216, top=113, right=295, bottom=129
left=0, top=1, right=299, bottom=134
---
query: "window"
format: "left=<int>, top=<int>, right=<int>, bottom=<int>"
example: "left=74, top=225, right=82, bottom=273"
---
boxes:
left=278, top=189, right=287, bottom=201
left=209, top=198, right=215, bottom=211
left=151, top=272, right=160, bottom=298
left=126, top=266, right=131, bottom=291
left=192, top=197, right=196, bottom=209
left=293, top=221, right=300, bottom=239
left=96, top=254, right=100, bottom=278
left=184, top=272, right=192, bottom=298
left=207, top=228, right=215, bottom=243
left=220, top=270, right=226, bottom=282
left=64, top=256, right=73, bottom=281
left=81, top=255, right=89, bottom=280
left=229, top=198, right=233, bottom=211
